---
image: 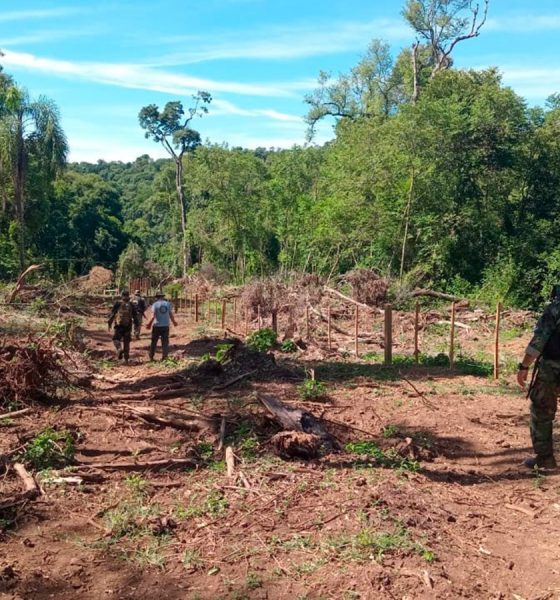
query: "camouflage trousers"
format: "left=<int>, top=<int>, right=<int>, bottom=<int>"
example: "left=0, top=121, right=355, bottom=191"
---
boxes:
left=529, top=359, right=560, bottom=457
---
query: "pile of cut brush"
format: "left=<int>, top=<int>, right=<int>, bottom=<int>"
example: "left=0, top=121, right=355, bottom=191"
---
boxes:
left=0, top=337, right=88, bottom=409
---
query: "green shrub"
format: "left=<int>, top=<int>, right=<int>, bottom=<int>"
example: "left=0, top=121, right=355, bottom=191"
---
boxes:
left=280, top=339, right=297, bottom=353
left=24, top=428, right=75, bottom=470
left=298, top=378, right=327, bottom=400
left=247, top=328, right=277, bottom=352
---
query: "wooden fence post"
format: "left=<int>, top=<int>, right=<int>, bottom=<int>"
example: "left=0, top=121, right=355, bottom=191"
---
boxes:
left=305, top=305, right=310, bottom=339
left=244, top=306, right=248, bottom=336
left=414, top=301, right=420, bottom=363
left=221, top=299, right=226, bottom=332
left=207, top=298, right=211, bottom=322
left=494, top=301, right=502, bottom=380
left=233, top=298, right=237, bottom=331
left=195, top=294, right=199, bottom=322
left=355, top=306, right=359, bottom=357
left=327, top=305, right=332, bottom=350
left=384, top=304, right=392, bottom=365
left=449, top=301, right=456, bottom=368
left=257, top=305, right=262, bottom=329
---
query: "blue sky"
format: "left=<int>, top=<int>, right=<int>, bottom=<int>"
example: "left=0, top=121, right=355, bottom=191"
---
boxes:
left=1, top=0, right=559, bottom=162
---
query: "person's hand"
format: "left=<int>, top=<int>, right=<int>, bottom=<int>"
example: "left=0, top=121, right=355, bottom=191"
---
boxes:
left=517, top=368, right=528, bottom=389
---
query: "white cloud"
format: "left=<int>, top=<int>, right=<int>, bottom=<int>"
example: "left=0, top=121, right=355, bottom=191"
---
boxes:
left=0, top=7, right=88, bottom=23
left=2, top=49, right=310, bottom=99
left=149, top=18, right=410, bottom=65
left=499, top=66, right=560, bottom=100
left=0, top=27, right=102, bottom=48
left=486, top=14, right=560, bottom=33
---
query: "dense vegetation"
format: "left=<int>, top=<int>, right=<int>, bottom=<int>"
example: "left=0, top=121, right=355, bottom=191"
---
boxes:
left=1, top=0, right=560, bottom=307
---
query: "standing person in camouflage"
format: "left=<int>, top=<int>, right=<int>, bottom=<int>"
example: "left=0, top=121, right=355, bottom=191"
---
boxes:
left=146, top=291, right=178, bottom=361
left=517, top=285, right=560, bottom=469
left=108, top=290, right=139, bottom=363
left=132, top=289, right=147, bottom=340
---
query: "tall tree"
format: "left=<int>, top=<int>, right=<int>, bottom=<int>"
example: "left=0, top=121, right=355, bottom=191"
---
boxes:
left=402, top=0, right=489, bottom=101
left=0, top=87, right=68, bottom=269
left=138, top=92, right=211, bottom=276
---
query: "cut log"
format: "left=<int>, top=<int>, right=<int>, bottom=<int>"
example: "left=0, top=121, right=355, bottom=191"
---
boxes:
left=121, top=405, right=200, bottom=431
left=258, top=394, right=334, bottom=450
left=225, top=446, right=235, bottom=478
left=13, top=462, right=40, bottom=499
left=270, top=431, right=322, bottom=460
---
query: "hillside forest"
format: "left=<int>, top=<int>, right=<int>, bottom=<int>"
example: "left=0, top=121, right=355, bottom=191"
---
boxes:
left=1, top=0, right=560, bottom=308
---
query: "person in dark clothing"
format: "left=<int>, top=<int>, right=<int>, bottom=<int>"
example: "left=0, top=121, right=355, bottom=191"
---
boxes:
left=132, top=289, right=147, bottom=340
left=146, top=291, right=177, bottom=361
left=108, top=290, right=139, bottom=363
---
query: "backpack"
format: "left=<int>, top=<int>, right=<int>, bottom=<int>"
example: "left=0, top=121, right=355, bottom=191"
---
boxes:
left=116, top=301, right=133, bottom=327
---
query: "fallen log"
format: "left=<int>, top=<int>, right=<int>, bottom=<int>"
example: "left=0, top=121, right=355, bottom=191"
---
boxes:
left=121, top=404, right=200, bottom=431
left=411, top=289, right=461, bottom=302
left=13, top=463, right=40, bottom=500
left=76, top=458, right=197, bottom=471
left=213, top=370, right=257, bottom=391
left=259, top=394, right=336, bottom=452
left=7, top=264, right=43, bottom=304
left=324, top=287, right=382, bottom=313
left=0, top=408, right=32, bottom=420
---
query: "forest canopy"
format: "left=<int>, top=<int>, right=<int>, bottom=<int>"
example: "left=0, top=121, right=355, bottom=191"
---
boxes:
left=1, top=0, right=559, bottom=307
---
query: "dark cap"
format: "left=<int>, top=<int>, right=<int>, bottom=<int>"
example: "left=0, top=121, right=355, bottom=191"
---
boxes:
left=551, top=284, right=560, bottom=300
left=155, top=291, right=165, bottom=298
left=121, top=290, right=130, bottom=297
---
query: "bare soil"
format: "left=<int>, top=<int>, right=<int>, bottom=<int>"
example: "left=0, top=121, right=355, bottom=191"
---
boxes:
left=1, top=301, right=559, bottom=600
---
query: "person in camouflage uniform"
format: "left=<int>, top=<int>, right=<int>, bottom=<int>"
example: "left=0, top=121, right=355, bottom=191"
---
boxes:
left=517, top=286, right=560, bottom=469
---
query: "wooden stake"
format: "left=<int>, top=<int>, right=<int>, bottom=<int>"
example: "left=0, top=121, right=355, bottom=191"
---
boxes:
left=414, top=301, right=420, bottom=363
left=244, top=306, right=248, bottom=336
left=354, top=305, right=359, bottom=357
left=384, top=303, right=392, bottom=365
left=195, top=293, right=199, bottom=322
left=257, top=304, right=262, bottom=329
left=449, top=301, right=456, bottom=368
left=494, top=301, right=502, bottom=380
left=305, top=305, right=310, bottom=339
left=221, top=299, right=226, bottom=331
left=207, top=299, right=211, bottom=321
left=327, top=305, right=332, bottom=350
left=233, top=298, right=237, bottom=330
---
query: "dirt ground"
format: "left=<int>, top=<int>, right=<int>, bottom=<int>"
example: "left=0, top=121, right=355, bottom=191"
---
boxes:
left=1, top=301, right=560, bottom=600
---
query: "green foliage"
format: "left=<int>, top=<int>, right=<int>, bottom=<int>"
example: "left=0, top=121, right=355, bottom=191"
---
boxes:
left=298, top=378, right=327, bottom=400
left=246, top=328, right=277, bottom=352
left=345, top=440, right=419, bottom=472
left=24, top=428, right=75, bottom=470
left=280, top=339, right=298, bottom=353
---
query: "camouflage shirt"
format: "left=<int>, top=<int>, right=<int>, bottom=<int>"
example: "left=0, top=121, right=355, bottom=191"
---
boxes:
left=526, top=299, right=560, bottom=358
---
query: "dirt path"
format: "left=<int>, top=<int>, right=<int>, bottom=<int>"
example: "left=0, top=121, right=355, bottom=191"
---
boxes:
left=2, top=308, right=560, bottom=599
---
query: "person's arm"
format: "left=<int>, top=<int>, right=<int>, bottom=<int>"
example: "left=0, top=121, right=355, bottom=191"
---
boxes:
left=132, top=304, right=140, bottom=328
left=517, top=305, right=557, bottom=388
left=108, top=302, right=119, bottom=330
left=146, top=305, right=155, bottom=329
left=169, top=302, right=177, bottom=327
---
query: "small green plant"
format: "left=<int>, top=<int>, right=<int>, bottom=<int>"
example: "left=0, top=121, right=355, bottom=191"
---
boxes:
left=182, top=548, right=204, bottom=571
left=247, top=328, right=277, bottom=352
left=345, top=440, right=419, bottom=472
left=124, top=474, right=150, bottom=495
left=280, top=339, right=297, bottom=353
left=215, top=343, right=234, bottom=363
left=161, top=356, right=181, bottom=368
left=24, top=428, right=75, bottom=470
left=194, top=441, right=214, bottom=460
left=382, top=425, right=400, bottom=438
left=298, top=378, right=327, bottom=400
left=239, top=436, right=259, bottom=459
left=246, top=572, right=263, bottom=590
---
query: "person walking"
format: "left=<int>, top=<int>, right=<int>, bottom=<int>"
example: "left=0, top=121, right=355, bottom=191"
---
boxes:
left=108, top=290, right=139, bottom=363
left=146, top=291, right=178, bottom=361
left=517, top=285, right=560, bottom=469
left=132, top=289, right=147, bottom=340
